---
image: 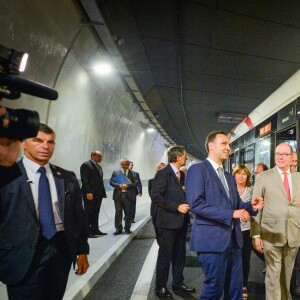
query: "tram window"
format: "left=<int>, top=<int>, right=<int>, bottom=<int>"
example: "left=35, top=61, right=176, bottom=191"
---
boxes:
left=255, top=136, right=271, bottom=169
left=244, top=144, right=255, bottom=175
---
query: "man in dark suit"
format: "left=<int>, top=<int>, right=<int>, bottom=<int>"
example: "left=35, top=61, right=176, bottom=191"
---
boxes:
left=80, top=151, right=107, bottom=237
left=128, top=161, right=142, bottom=223
left=110, top=158, right=137, bottom=235
left=151, top=146, right=195, bottom=298
left=185, top=131, right=263, bottom=300
left=0, top=123, right=89, bottom=300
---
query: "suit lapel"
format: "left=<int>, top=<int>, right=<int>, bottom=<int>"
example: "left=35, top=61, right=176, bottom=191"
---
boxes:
left=168, top=164, right=184, bottom=190
left=18, top=161, right=39, bottom=222
left=127, top=170, right=135, bottom=184
left=291, top=172, right=298, bottom=202
left=90, top=160, right=103, bottom=178
left=51, top=164, right=65, bottom=223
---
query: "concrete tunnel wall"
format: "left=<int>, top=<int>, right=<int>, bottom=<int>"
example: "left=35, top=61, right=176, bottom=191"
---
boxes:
left=0, top=0, right=173, bottom=226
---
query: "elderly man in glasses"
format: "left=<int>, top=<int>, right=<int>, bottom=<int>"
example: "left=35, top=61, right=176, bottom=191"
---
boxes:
left=252, top=143, right=300, bottom=300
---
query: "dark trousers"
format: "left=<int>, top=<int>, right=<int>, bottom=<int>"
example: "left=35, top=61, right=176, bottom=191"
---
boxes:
left=290, top=249, right=300, bottom=292
left=242, top=230, right=252, bottom=287
left=114, top=193, right=132, bottom=231
left=252, top=245, right=265, bottom=262
left=131, top=197, right=137, bottom=221
left=84, top=196, right=102, bottom=233
left=155, top=223, right=188, bottom=288
left=7, top=232, right=72, bottom=300
left=198, top=233, right=242, bottom=300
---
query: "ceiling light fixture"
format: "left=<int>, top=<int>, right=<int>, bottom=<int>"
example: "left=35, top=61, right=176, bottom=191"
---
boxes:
left=94, top=62, right=112, bottom=75
left=218, top=112, right=246, bottom=124
left=146, top=125, right=155, bottom=133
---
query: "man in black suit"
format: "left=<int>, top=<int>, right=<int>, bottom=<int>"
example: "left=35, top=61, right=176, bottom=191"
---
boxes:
left=110, top=158, right=137, bottom=235
left=151, top=146, right=195, bottom=298
left=0, top=123, right=89, bottom=300
left=128, top=161, right=142, bottom=223
left=80, top=151, right=107, bottom=237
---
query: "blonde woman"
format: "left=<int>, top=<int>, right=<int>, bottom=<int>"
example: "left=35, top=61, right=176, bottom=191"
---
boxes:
left=233, top=164, right=253, bottom=300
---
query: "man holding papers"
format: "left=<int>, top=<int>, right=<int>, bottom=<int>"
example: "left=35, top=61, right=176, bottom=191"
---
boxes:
left=110, top=158, right=137, bottom=235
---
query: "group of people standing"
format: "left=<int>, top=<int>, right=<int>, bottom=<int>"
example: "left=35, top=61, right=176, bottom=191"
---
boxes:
left=1, top=122, right=300, bottom=300
left=150, top=130, right=300, bottom=300
left=81, top=153, right=142, bottom=237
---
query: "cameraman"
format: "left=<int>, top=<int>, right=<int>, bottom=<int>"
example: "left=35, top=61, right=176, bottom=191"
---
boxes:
left=0, top=106, right=22, bottom=187
left=0, top=106, right=21, bottom=165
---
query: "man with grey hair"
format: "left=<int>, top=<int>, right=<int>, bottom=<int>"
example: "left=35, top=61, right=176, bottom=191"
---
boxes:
left=151, top=146, right=195, bottom=298
left=252, top=143, right=300, bottom=299
left=110, top=158, right=137, bottom=235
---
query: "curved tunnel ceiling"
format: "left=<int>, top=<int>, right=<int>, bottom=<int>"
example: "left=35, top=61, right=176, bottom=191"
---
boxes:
left=86, top=0, right=300, bottom=160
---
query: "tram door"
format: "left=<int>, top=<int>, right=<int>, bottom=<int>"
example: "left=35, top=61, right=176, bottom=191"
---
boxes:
left=276, top=125, right=297, bottom=152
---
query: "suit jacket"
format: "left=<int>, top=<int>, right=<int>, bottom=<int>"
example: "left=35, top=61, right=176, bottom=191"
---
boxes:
left=110, top=169, right=137, bottom=201
left=80, top=160, right=107, bottom=199
left=151, top=164, right=187, bottom=229
left=185, top=160, right=253, bottom=253
left=251, top=167, right=300, bottom=247
left=0, top=160, right=89, bottom=285
left=131, top=170, right=142, bottom=195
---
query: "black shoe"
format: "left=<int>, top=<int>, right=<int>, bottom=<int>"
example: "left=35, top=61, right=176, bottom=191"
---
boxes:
left=132, top=220, right=136, bottom=223
left=94, top=230, right=107, bottom=236
left=113, top=230, right=122, bottom=235
left=172, top=283, right=196, bottom=293
left=125, top=229, right=132, bottom=234
left=155, top=287, right=173, bottom=298
left=88, top=234, right=98, bottom=238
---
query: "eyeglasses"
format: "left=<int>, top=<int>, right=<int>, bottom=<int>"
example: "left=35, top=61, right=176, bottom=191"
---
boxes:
left=275, top=153, right=292, bottom=158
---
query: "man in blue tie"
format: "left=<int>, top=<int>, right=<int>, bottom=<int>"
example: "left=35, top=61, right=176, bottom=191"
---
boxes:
left=0, top=123, right=89, bottom=300
left=185, top=131, right=263, bottom=300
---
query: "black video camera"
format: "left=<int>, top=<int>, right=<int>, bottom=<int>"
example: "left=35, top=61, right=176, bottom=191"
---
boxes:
left=0, top=44, right=58, bottom=140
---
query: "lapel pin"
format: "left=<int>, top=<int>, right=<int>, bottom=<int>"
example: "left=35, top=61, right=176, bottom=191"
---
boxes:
left=57, top=172, right=61, bottom=176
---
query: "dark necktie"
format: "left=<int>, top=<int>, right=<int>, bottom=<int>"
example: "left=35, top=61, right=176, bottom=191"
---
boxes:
left=217, top=167, right=229, bottom=197
left=95, top=164, right=103, bottom=177
left=38, top=167, right=57, bottom=239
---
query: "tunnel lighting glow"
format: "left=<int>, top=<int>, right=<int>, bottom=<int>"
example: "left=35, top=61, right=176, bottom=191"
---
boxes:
left=19, top=53, right=28, bottom=72
left=146, top=127, right=155, bottom=133
left=94, top=63, right=112, bottom=75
